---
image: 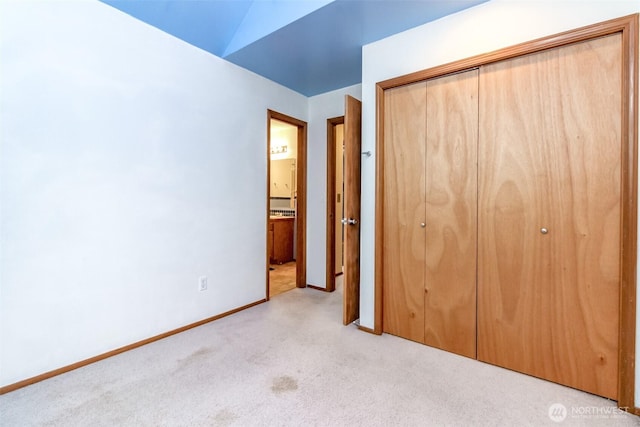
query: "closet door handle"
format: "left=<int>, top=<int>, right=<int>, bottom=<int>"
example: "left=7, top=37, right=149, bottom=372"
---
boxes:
left=420, top=222, right=426, bottom=228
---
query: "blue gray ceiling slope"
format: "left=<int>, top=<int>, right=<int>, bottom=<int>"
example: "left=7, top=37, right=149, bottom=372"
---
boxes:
left=100, top=0, right=487, bottom=96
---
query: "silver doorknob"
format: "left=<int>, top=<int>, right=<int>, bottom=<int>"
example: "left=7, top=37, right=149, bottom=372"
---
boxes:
left=540, top=227, right=549, bottom=234
left=420, top=222, right=426, bottom=228
left=342, top=218, right=358, bottom=225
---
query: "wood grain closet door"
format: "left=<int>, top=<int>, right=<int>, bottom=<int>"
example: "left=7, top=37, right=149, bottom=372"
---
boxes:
left=477, top=34, right=622, bottom=399
left=424, top=70, right=478, bottom=358
left=382, top=82, right=427, bottom=342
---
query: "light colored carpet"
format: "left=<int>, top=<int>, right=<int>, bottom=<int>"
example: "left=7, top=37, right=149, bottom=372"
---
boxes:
left=1, top=278, right=638, bottom=426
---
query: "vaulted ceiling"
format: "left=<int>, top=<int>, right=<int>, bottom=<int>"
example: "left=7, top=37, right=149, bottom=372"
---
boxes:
left=100, top=0, right=487, bottom=96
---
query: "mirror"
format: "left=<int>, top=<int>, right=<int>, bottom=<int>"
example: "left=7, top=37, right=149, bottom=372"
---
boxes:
left=270, top=159, right=296, bottom=205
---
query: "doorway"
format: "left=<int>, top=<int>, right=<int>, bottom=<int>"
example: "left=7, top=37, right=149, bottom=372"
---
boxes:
left=325, top=116, right=344, bottom=293
left=266, top=110, right=307, bottom=299
left=325, top=95, right=362, bottom=325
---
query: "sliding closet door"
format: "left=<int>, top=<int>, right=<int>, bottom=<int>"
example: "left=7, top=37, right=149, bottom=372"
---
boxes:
left=424, top=70, right=478, bottom=358
left=478, top=34, right=622, bottom=399
left=382, top=82, right=427, bottom=343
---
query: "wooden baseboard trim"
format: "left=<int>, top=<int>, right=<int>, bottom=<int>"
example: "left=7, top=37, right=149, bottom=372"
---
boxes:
left=306, top=284, right=333, bottom=292
left=628, top=406, right=640, bottom=416
left=0, top=299, right=266, bottom=395
left=357, top=324, right=382, bottom=335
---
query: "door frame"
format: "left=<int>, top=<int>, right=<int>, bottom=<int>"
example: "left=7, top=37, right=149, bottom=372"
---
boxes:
left=266, top=110, right=308, bottom=300
left=374, top=15, right=638, bottom=410
left=326, top=116, right=344, bottom=292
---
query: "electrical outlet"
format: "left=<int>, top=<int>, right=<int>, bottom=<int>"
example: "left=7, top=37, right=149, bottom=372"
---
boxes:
left=198, top=276, right=208, bottom=291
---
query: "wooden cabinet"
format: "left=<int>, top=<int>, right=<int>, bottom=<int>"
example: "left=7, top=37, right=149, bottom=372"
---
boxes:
left=269, top=217, right=294, bottom=264
left=268, top=225, right=274, bottom=263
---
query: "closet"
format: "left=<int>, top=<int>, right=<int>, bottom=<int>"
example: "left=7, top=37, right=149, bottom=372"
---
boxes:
left=382, top=70, right=478, bottom=359
left=380, top=30, right=625, bottom=400
left=477, top=33, right=621, bottom=400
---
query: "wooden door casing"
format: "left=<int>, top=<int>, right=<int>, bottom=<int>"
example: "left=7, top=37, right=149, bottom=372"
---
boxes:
left=266, top=110, right=307, bottom=299
left=477, top=34, right=622, bottom=399
left=424, top=70, right=478, bottom=359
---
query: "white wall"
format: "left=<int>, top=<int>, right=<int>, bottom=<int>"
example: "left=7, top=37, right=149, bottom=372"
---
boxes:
left=0, top=0, right=307, bottom=387
left=3, top=0, right=637, bottom=401
left=270, top=121, right=298, bottom=161
left=360, top=0, right=640, bottom=406
left=306, top=84, right=361, bottom=288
